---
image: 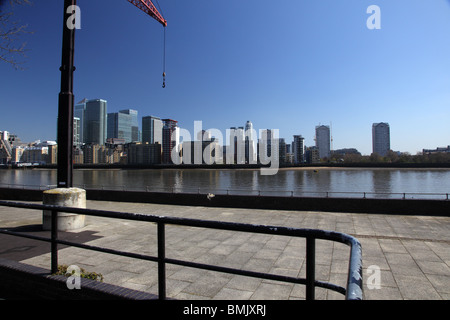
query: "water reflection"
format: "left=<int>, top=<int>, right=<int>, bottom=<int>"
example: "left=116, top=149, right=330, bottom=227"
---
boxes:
left=371, top=169, right=393, bottom=197
left=1, top=168, right=449, bottom=198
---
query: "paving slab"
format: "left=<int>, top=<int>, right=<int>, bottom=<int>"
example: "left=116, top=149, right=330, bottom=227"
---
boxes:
left=1, top=199, right=449, bottom=300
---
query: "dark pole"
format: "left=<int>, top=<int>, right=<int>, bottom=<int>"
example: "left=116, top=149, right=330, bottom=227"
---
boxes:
left=57, top=0, right=76, bottom=188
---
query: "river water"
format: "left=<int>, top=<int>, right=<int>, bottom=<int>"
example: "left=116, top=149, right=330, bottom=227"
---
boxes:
left=1, top=167, right=449, bottom=199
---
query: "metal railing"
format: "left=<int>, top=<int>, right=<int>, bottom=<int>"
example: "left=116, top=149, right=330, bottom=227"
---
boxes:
left=1, top=183, right=448, bottom=200
left=0, top=200, right=363, bottom=300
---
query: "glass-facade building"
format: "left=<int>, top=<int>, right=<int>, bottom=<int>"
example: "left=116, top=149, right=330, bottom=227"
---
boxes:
left=84, top=99, right=108, bottom=145
left=142, top=116, right=163, bottom=144
left=107, top=109, right=139, bottom=144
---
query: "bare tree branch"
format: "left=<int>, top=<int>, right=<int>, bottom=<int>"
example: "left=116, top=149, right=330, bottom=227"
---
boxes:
left=0, top=0, right=33, bottom=70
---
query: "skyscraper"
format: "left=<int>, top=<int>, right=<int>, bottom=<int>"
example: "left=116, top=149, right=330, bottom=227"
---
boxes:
left=142, top=116, right=163, bottom=144
left=293, top=135, right=305, bottom=164
left=74, top=99, right=86, bottom=144
left=162, top=119, right=179, bottom=164
left=84, top=99, right=107, bottom=145
left=372, top=122, right=390, bottom=156
left=107, top=112, right=132, bottom=143
left=245, top=121, right=257, bottom=164
left=315, top=125, right=331, bottom=160
left=119, top=109, right=139, bottom=142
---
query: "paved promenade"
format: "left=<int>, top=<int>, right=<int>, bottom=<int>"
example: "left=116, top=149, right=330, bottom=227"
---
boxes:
left=1, top=200, right=449, bottom=300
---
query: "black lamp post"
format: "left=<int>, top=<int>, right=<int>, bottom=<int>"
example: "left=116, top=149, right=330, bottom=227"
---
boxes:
left=57, top=0, right=76, bottom=188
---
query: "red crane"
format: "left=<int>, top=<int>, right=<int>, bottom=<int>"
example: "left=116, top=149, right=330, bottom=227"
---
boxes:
left=127, top=0, right=167, bottom=27
left=128, top=0, right=168, bottom=87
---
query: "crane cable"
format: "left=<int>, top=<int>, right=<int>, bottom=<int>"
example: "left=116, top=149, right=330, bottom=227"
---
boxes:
left=162, top=26, right=166, bottom=88
left=154, top=0, right=166, bottom=88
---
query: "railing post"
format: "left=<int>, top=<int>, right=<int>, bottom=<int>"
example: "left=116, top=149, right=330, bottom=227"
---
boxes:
left=306, top=237, right=315, bottom=300
left=157, top=222, right=166, bottom=300
left=51, top=209, right=58, bottom=274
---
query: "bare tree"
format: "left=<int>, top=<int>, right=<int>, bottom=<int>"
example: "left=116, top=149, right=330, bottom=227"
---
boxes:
left=0, top=0, right=32, bottom=69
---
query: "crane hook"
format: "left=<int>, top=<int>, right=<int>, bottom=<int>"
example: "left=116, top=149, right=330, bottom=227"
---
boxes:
left=162, top=72, right=166, bottom=88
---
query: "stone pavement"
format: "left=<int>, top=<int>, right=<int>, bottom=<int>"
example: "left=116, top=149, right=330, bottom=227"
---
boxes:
left=0, top=200, right=449, bottom=300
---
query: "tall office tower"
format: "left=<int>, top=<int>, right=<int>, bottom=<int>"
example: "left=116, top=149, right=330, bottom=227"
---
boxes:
left=293, top=135, right=305, bottom=164
left=372, top=122, right=390, bottom=156
left=74, top=99, right=87, bottom=144
left=73, top=117, right=81, bottom=148
left=228, top=126, right=245, bottom=164
left=259, top=129, right=274, bottom=161
left=107, top=112, right=133, bottom=143
left=84, top=99, right=107, bottom=145
left=245, top=121, right=257, bottom=164
left=162, top=119, right=179, bottom=164
left=315, top=125, right=331, bottom=159
left=278, top=138, right=286, bottom=164
left=119, top=109, right=139, bottom=142
left=142, top=116, right=163, bottom=144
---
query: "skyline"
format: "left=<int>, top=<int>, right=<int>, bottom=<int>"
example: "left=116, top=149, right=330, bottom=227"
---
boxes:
left=1, top=0, right=450, bottom=155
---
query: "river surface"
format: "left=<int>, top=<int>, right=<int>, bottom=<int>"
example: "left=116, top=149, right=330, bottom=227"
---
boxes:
left=1, top=167, right=450, bottom=199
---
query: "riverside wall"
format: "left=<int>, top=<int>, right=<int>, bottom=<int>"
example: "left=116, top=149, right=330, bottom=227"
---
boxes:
left=0, top=187, right=448, bottom=217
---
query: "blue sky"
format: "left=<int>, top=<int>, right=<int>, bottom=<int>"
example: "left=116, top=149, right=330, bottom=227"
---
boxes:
left=1, top=0, right=449, bottom=155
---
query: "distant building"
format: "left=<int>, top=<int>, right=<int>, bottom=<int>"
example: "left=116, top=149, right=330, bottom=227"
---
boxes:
left=244, top=121, right=257, bottom=164
left=315, top=125, right=331, bottom=159
left=278, top=138, right=286, bottom=164
left=305, top=146, right=320, bottom=164
left=74, top=99, right=86, bottom=144
left=84, top=99, right=108, bottom=145
left=181, top=138, right=221, bottom=165
left=142, top=116, right=163, bottom=145
left=74, top=117, right=81, bottom=148
left=333, top=148, right=361, bottom=156
left=372, top=122, right=390, bottom=157
left=422, top=146, right=450, bottom=155
left=0, top=131, right=12, bottom=164
left=162, top=119, right=179, bottom=164
left=119, top=109, right=139, bottom=142
left=21, top=146, right=49, bottom=164
left=127, top=142, right=162, bottom=165
left=107, top=109, right=139, bottom=144
left=292, top=135, right=305, bottom=164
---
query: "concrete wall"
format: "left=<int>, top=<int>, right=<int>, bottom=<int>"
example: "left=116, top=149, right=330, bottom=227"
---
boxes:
left=1, top=187, right=449, bottom=217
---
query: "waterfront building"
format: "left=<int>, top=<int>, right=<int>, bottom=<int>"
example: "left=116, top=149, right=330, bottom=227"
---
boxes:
left=315, top=125, right=331, bottom=160
left=245, top=121, right=257, bottom=164
left=119, top=109, right=139, bottom=142
left=74, top=99, right=87, bottom=144
left=258, top=129, right=279, bottom=164
left=107, top=111, right=133, bottom=143
left=372, top=122, right=390, bottom=157
left=21, top=146, right=49, bottom=164
left=229, top=126, right=245, bottom=164
left=83, top=99, right=108, bottom=145
left=279, top=138, right=287, bottom=164
left=422, top=146, right=450, bottom=154
left=142, top=116, right=163, bottom=145
left=47, top=144, right=58, bottom=164
left=127, top=142, right=162, bottom=165
left=0, top=131, right=12, bottom=164
left=11, top=146, right=24, bottom=164
left=74, top=117, right=81, bottom=148
left=181, top=138, right=221, bottom=165
left=162, top=119, right=179, bottom=164
left=305, top=146, right=320, bottom=164
left=293, top=135, right=305, bottom=164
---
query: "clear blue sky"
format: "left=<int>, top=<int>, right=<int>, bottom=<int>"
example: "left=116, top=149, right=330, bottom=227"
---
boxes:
left=1, top=0, right=449, bottom=155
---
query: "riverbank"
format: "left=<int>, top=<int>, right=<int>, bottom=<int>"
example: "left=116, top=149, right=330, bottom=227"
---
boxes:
left=2, top=162, right=450, bottom=170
